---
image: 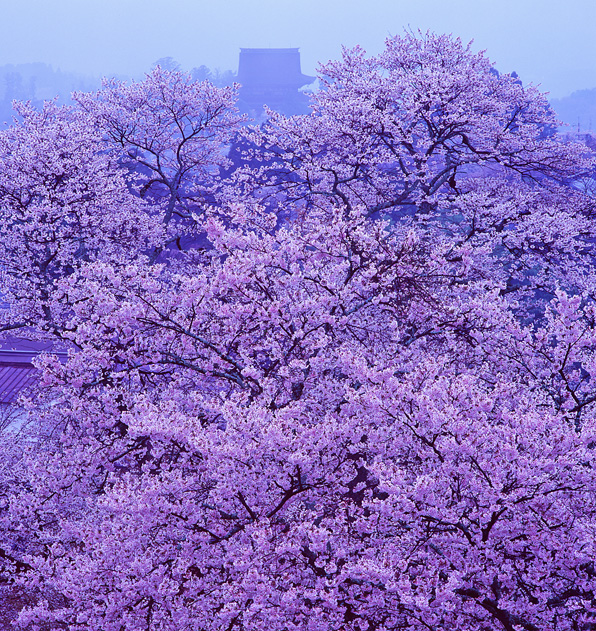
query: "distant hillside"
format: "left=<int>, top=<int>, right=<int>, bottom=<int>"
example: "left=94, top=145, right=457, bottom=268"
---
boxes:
left=551, top=89, right=596, bottom=133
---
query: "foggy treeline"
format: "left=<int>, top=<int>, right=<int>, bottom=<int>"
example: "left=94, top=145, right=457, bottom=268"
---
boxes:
left=0, top=57, right=236, bottom=126
left=0, top=63, right=98, bottom=124
left=5, top=54, right=596, bottom=134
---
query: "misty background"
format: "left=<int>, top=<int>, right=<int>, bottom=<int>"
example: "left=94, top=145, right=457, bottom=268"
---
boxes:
left=1, top=0, right=595, bottom=130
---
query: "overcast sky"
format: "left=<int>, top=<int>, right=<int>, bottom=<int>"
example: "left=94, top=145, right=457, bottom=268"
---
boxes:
left=1, top=0, right=595, bottom=98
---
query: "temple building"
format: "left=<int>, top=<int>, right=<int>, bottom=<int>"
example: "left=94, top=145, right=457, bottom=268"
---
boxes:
left=237, top=48, right=315, bottom=117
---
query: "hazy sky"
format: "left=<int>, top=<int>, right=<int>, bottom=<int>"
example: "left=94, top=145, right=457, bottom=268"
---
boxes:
left=1, top=0, right=595, bottom=98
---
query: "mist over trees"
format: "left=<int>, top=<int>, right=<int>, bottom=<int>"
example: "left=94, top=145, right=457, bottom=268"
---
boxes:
left=0, top=59, right=236, bottom=128
left=5, top=54, right=596, bottom=135
left=0, top=64, right=100, bottom=126
left=1, top=32, right=596, bottom=631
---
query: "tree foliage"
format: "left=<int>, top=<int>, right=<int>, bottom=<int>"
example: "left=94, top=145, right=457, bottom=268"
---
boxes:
left=1, top=32, right=596, bottom=631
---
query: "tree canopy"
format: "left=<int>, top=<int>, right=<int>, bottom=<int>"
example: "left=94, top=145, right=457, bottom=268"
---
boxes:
left=1, top=32, right=596, bottom=631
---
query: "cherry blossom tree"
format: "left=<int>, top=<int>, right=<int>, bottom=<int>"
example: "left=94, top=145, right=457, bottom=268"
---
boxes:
left=245, top=32, right=589, bottom=212
left=0, top=100, right=161, bottom=335
left=239, top=32, right=594, bottom=310
left=2, top=32, right=596, bottom=631
left=75, top=67, right=244, bottom=253
left=9, top=202, right=596, bottom=631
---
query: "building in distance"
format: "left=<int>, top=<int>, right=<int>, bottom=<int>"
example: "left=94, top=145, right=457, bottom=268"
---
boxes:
left=237, top=48, right=315, bottom=117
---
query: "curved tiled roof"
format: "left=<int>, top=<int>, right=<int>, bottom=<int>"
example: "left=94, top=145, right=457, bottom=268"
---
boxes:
left=0, top=338, right=67, bottom=405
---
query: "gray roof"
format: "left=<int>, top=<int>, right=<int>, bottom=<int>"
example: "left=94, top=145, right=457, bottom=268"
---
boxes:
left=238, top=48, right=315, bottom=89
left=0, top=338, right=67, bottom=405
left=0, top=364, right=37, bottom=404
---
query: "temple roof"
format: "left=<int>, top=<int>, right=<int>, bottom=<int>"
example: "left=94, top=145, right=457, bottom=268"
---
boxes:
left=238, top=48, right=315, bottom=89
left=0, top=338, right=67, bottom=405
left=0, top=364, right=37, bottom=405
